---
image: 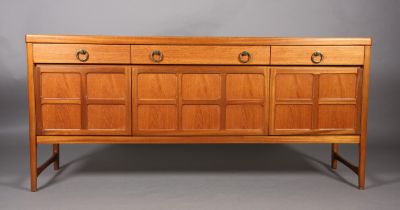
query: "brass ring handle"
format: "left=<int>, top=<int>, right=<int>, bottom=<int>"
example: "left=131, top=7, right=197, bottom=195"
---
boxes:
left=311, top=51, right=323, bottom=64
left=76, top=49, right=89, bottom=62
left=239, top=51, right=252, bottom=63
left=150, top=50, right=164, bottom=63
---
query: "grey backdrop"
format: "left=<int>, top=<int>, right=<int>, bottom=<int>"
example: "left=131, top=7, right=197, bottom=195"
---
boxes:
left=0, top=0, right=399, bottom=209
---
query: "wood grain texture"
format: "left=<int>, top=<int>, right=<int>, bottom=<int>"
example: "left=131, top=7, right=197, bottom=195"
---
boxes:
left=36, top=65, right=131, bottom=135
left=42, top=104, right=81, bottom=129
left=133, top=65, right=266, bottom=135
left=182, top=74, right=221, bottom=100
left=271, top=46, right=365, bottom=65
left=137, top=105, right=178, bottom=130
left=27, top=35, right=372, bottom=191
left=87, top=105, right=126, bottom=129
left=270, top=67, right=362, bottom=135
left=182, top=105, right=220, bottom=130
left=274, top=105, right=313, bottom=130
left=41, top=73, right=81, bottom=98
left=131, top=45, right=270, bottom=65
left=226, top=74, right=264, bottom=100
left=87, top=73, right=127, bottom=99
left=26, top=34, right=372, bottom=46
left=37, top=135, right=361, bottom=144
left=27, top=43, right=38, bottom=192
left=137, top=73, right=177, bottom=99
left=33, top=44, right=130, bottom=64
left=226, top=105, right=264, bottom=130
left=358, top=46, right=371, bottom=190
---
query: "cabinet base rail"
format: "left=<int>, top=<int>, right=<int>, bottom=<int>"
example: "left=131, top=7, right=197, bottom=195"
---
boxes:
left=30, top=135, right=365, bottom=191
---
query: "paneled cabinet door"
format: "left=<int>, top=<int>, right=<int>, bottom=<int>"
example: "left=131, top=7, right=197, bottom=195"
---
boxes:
left=133, top=66, right=268, bottom=135
left=36, top=65, right=131, bottom=135
left=270, top=67, right=362, bottom=135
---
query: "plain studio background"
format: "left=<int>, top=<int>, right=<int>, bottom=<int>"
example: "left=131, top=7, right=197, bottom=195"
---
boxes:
left=0, top=0, right=399, bottom=210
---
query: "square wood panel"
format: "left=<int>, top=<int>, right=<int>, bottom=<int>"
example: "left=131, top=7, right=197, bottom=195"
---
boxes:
left=318, top=105, right=356, bottom=129
left=275, top=74, right=313, bottom=100
left=226, top=74, right=264, bottom=99
left=41, top=73, right=81, bottom=98
left=182, top=105, right=220, bottom=130
left=42, top=104, right=81, bottom=129
left=274, top=105, right=312, bottom=129
left=182, top=74, right=221, bottom=100
left=138, top=74, right=177, bottom=99
left=87, top=105, right=126, bottom=129
left=87, top=73, right=126, bottom=99
left=138, top=105, right=177, bottom=130
left=226, top=105, right=263, bottom=129
left=319, top=74, right=357, bottom=99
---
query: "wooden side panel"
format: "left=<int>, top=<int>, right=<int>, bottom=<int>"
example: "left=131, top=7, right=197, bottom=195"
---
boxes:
left=133, top=66, right=267, bottom=135
left=274, top=105, right=313, bottom=130
left=226, top=74, right=264, bottom=100
left=37, top=65, right=131, bottom=135
left=137, top=74, right=177, bottom=99
left=182, top=74, right=221, bottom=100
left=87, top=74, right=126, bottom=99
left=87, top=105, right=126, bottom=129
left=226, top=105, right=263, bottom=130
left=319, top=74, right=357, bottom=99
left=182, top=105, right=220, bottom=130
left=137, top=105, right=178, bottom=130
left=41, top=73, right=81, bottom=98
left=318, top=105, right=356, bottom=129
left=270, top=67, right=362, bottom=135
left=42, top=105, right=81, bottom=129
left=275, top=74, right=313, bottom=100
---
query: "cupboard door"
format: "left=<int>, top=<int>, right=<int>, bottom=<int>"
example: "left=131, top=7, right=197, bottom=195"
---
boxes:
left=36, top=65, right=131, bottom=135
left=270, top=67, right=362, bottom=135
left=133, top=66, right=268, bottom=135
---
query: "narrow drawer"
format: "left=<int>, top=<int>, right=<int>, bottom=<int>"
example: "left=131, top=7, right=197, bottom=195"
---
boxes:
left=271, top=46, right=364, bottom=65
left=131, top=45, right=270, bottom=65
left=33, top=44, right=130, bottom=64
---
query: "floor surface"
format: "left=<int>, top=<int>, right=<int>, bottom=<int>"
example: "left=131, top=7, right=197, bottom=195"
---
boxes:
left=1, top=130, right=399, bottom=210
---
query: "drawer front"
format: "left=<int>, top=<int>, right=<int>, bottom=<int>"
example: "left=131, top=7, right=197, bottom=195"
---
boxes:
left=33, top=44, right=130, bottom=64
left=271, top=46, right=364, bottom=65
left=131, top=45, right=270, bottom=65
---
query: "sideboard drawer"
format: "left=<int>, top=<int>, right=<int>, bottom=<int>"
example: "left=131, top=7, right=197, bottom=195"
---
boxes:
left=33, top=44, right=131, bottom=64
left=131, top=45, right=270, bottom=65
left=271, top=46, right=364, bottom=65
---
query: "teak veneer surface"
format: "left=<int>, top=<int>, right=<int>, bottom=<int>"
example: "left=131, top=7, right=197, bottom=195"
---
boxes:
left=26, top=34, right=372, bottom=191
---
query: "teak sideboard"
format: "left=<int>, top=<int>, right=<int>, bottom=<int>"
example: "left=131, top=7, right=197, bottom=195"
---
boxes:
left=26, top=35, right=372, bottom=191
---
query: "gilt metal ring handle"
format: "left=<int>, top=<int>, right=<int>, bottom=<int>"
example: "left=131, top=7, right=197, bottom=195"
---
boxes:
left=239, top=51, right=252, bottom=63
left=311, top=51, right=323, bottom=64
left=150, top=50, right=164, bottom=63
left=76, top=49, right=89, bottom=62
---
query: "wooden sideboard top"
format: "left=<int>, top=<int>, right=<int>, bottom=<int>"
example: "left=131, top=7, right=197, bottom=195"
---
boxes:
left=25, top=34, right=372, bottom=46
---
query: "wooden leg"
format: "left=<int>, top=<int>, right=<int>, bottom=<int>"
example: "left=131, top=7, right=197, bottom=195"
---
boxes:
left=30, top=136, right=37, bottom=192
left=331, top=143, right=338, bottom=169
left=358, top=140, right=366, bottom=190
left=53, top=144, right=60, bottom=170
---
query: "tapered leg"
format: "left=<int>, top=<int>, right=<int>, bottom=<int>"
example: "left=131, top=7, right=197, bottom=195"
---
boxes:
left=358, top=141, right=366, bottom=190
left=331, top=143, right=339, bottom=169
left=30, top=136, right=37, bottom=192
left=53, top=144, right=60, bottom=170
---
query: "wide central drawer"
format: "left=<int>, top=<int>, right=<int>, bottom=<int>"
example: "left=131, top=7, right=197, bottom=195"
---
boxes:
left=131, top=45, right=270, bottom=65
